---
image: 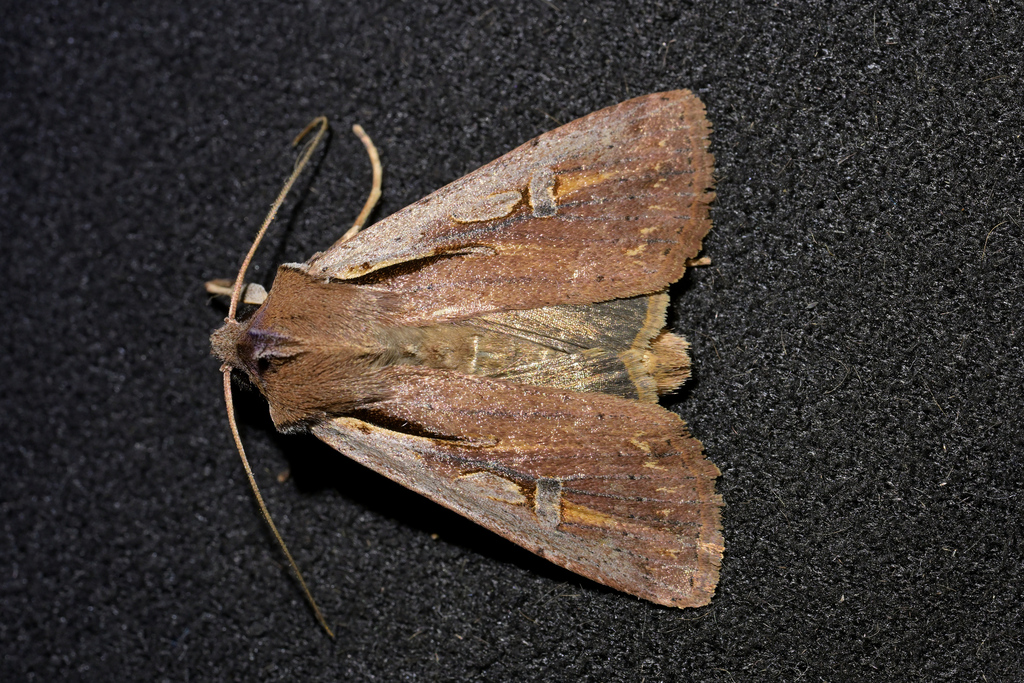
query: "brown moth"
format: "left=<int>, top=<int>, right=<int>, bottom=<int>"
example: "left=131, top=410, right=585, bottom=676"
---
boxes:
left=211, top=90, right=723, bottom=623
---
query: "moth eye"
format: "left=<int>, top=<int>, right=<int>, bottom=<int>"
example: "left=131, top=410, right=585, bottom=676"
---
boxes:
left=257, top=356, right=272, bottom=375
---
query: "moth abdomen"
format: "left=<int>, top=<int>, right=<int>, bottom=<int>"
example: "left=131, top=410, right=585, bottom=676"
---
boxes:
left=644, top=331, right=693, bottom=395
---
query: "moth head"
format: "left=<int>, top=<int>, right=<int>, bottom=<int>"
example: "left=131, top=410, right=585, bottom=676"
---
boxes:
left=210, top=319, right=245, bottom=371
left=210, top=317, right=265, bottom=391
left=211, top=313, right=298, bottom=393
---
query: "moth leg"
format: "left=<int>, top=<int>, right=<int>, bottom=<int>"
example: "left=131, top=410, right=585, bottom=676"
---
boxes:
left=204, top=278, right=268, bottom=305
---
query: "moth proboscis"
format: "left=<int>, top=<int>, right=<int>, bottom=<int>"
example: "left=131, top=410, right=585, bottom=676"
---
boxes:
left=209, top=91, right=723, bottom=635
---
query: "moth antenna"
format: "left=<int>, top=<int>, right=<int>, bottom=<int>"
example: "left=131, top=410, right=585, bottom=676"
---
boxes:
left=222, top=372, right=335, bottom=639
left=339, top=124, right=382, bottom=243
left=222, top=116, right=333, bottom=637
left=227, top=116, right=329, bottom=322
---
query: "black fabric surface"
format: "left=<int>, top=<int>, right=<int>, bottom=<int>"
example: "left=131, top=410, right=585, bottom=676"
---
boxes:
left=3, top=1, right=1022, bottom=680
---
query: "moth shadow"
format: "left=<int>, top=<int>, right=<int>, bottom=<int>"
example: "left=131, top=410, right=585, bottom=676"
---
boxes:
left=232, top=388, right=604, bottom=595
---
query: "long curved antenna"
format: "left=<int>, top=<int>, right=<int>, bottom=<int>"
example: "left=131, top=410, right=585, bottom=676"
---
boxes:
left=222, top=371, right=334, bottom=638
left=339, top=124, right=382, bottom=243
left=221, top=117, right=333, bottom=637
left=227, top=117, right=329, bottom=321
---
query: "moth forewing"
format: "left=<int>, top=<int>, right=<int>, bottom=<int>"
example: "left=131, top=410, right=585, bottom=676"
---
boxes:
left=212, top=90, right=721, bottom=621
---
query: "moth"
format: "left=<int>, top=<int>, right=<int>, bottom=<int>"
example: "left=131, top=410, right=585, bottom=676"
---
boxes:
left=210, top=90, right=723, bottom=631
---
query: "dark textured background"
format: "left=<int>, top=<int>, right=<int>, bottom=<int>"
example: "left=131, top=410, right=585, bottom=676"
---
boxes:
left=3, top=1, right=1022, bottom=680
